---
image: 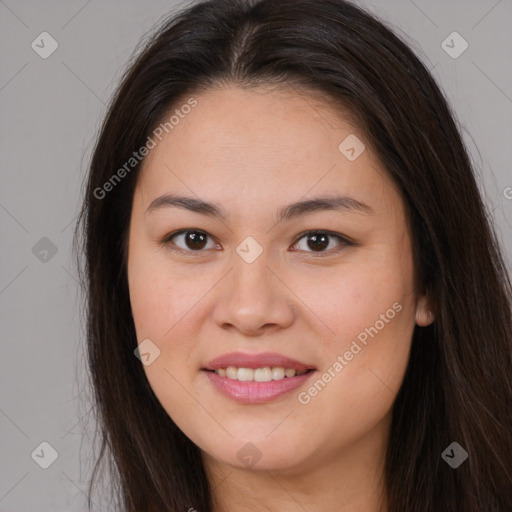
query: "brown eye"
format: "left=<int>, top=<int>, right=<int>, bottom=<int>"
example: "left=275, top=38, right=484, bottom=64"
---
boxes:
left=291, top=231, right=350, bottom=255
left=183, top=231, right=207, bottom=250
left=164, top=230, right=217, bottom=252
left=305, top=233, right=329, bottom=252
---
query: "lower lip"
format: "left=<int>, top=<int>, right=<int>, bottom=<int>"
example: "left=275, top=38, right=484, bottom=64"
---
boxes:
left=202, top=370, right=315, bottom=404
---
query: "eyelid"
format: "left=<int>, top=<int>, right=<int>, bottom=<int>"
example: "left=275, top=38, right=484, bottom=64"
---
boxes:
left=161, top=228, right=353, bottom=255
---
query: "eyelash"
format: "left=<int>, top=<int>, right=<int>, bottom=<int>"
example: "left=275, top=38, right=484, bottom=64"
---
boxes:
left=160, top=229, right=353, bottom=257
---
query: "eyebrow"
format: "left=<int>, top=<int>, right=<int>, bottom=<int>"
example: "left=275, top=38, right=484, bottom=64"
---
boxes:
left=146, top=193, right=374, bottom=222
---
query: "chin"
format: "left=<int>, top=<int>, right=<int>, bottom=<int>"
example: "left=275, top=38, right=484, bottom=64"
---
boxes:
left=202, top=435, right=315, bottom=473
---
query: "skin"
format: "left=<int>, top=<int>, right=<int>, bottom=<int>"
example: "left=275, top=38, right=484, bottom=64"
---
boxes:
left=127, top=85, right=434, bottom=512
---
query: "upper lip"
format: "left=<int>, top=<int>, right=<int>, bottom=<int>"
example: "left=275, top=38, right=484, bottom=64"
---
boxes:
left=202, top=351, right=316, bottom=371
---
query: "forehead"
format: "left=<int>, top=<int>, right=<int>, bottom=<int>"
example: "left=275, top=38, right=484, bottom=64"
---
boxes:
left=135, top=86, right=400, bottom=214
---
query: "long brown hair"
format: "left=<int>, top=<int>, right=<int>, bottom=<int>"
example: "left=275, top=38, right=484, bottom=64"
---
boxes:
left=74, top=0, right=512, bottom=510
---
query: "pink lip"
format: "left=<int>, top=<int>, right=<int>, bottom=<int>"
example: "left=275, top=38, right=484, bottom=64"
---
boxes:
left=203, top=370, right=316, bottom=404
left=202, top=351, right=315, bottom=371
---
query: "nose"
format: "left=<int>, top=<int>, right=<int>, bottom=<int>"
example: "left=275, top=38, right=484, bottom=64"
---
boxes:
left=211, top=251, right=296, bottom=337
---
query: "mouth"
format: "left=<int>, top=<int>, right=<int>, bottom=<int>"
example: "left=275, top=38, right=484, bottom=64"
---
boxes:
left=201, top=352, right=317, bottom=404
left=202, top=366, right=314, bottom=382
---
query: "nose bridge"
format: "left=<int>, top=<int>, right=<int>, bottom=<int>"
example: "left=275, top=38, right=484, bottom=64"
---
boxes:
left=233, top=244, right=271, bottom=297
left=212, top=240, right=295, bottom=333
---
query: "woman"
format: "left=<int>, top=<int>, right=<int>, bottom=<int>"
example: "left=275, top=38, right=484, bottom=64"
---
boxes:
left=75, top=0, right=512, bottom=510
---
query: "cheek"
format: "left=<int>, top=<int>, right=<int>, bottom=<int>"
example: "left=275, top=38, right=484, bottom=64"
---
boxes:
left=127, top=250, right=207, bottom=426
left=128, top=263, right=169, bottom=339
left=127, top=244, right=204, bottom=340
left=127, top=245, right=218, bottom=405
left=306, top=312, right=413, bottom=453
left=298, top=248, right=416, bottom=407
left=296, top=249, right=415, bottom=348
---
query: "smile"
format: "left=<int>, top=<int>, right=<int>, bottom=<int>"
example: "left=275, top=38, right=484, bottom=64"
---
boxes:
left=202, top=368, right=316, bottom=404
left=208, top=366, right=310, bottom=381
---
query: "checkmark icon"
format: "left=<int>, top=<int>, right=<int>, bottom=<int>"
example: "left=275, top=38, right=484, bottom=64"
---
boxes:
left=134, top=338, right=161, bottom=366
left=441, top=32, right=468, bottom=59
left=338, top=134, right=365, bottom=161
left=31, top=237, right=58, bottom=263
left=237, top=442, right=262, bottom=468
left=236, top=236, right=263, bottom=263
left=442, top=442, right=468, bottom=468
left=31, top=441, right=59, bottom=469
left=31, top=31, right=58, bottom=59
left=444, top=449, right=455, bottom=458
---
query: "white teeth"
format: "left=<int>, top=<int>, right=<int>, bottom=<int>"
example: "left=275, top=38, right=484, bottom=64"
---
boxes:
left=213, top=366, right=308, bottom=381
left=254, top=367, right=272, bottom=382
left=226, top=366, right=238, bottom=379
left=272, top=367, right=285, bottom=380
left=237, top=368, right=253, bottom=381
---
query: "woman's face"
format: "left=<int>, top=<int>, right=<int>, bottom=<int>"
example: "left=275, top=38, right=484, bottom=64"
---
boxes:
left=127, top=85, right=432, bottom=474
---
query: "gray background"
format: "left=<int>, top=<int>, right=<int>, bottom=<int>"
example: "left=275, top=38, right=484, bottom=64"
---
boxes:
left=1, top=0, right=511, bottom=510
